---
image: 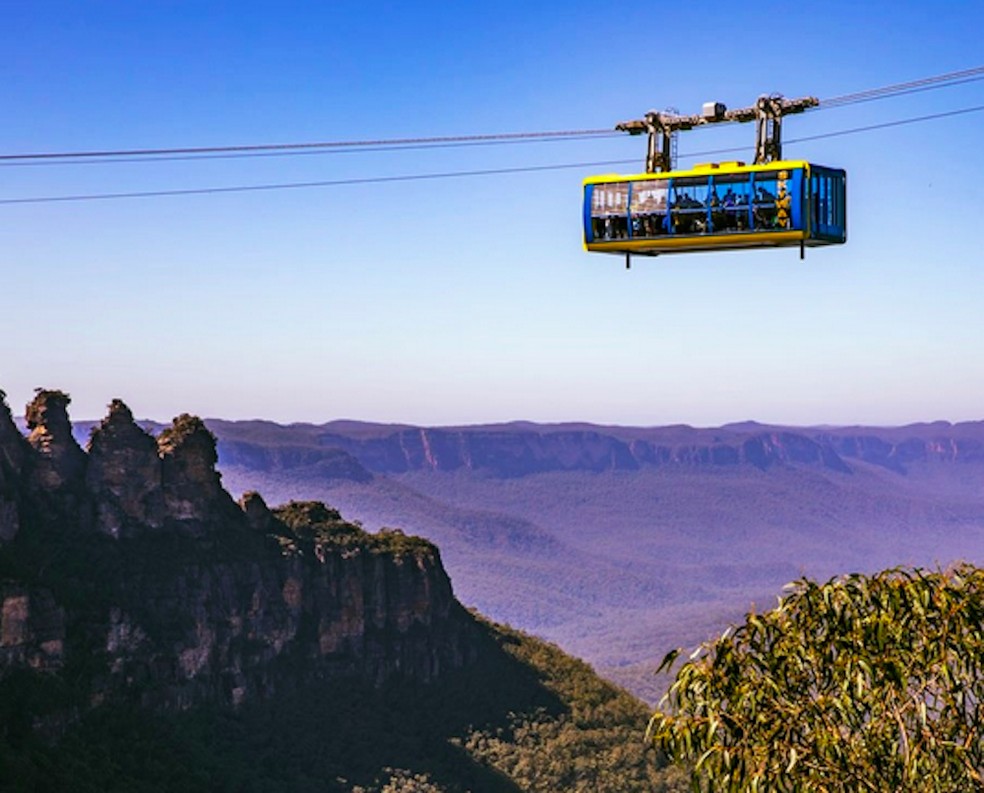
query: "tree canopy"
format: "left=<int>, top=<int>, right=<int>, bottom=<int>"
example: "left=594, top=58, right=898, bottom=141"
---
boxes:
left=650, top=565, right=984, bottom=792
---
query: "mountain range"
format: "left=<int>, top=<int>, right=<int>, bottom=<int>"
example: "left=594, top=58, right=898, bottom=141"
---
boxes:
left=203, top=416, right=984, bottom=701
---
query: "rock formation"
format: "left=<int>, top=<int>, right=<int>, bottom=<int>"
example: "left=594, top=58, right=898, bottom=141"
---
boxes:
left=0, top=391, right=29, bottom=542
left=86, top=399, right=165, bottom=537
left=156, top=413, right=239, bottom=534
left=0, top=389, right=480, bottom=725
left=25, top=389, right=87, bottom=494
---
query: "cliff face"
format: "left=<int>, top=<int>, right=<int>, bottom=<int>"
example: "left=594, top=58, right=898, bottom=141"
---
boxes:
left=0, top=389, right=478, bottom=722
left=305, top=427, right=859, bottom=476
left=212, top=421, right=982, bottom=479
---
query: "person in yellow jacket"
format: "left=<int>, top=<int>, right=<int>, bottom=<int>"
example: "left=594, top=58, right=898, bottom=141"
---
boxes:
left=775, top=171, right=792, bottom=229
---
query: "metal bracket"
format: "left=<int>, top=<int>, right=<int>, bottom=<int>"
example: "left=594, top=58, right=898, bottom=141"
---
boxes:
left=616, top=112, right=696, bottom=173
left=753, top=95, right=816, bottom=163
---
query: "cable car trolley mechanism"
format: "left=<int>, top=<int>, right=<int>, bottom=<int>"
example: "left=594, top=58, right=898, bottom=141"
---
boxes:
left=583, top=95, right=846, bottom=267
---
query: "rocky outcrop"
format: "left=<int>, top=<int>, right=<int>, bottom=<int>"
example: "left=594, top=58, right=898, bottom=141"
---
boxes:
left=0, top=391, right=29, bottom=476
left=84, top=404, right=243, bottom=538
left=157, top=413, right=240, bottom=534
left=0, top=392, right=29, bottom=543
left=239, top=490, right=276, bottom=533
left=0, top=389, right=481, bottom=723
left=86, top=399, right=165, bottom=537
left=25, top=389, right=87, bottom=495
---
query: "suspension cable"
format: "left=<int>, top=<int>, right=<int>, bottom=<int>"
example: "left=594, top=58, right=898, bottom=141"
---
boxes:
left=818, top=65, right=984, bottom=109
left=0, top=160, right=627, bottom=205
left=0, top=133, right=624, bottom=168
left=3, top=103, right=982, bottom=206
left=0, top=129, right=617, bottom=163
left=0, top=65, right=981, bottom=166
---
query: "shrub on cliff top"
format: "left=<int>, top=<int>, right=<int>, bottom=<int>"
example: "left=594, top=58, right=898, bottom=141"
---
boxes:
left=272, top=500, right=436, bottom=556
left=156, top=413, right=217, bottom=457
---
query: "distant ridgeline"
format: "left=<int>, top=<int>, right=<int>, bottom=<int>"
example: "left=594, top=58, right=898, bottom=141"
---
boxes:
left=0, top=389, right=679, bottom=792
left=210, top=418, right=984, bottom=480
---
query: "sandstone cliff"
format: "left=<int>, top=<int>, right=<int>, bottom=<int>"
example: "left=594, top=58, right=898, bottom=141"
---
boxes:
left=0, top=389, right=479, bottom=727
left=212, top=418, right=984, bottom=479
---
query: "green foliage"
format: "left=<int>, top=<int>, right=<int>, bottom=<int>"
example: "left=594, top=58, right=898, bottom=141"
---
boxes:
left=650, top=565, right=984, bottom=792
left=459, top=620, right=688, bottom=792
left=272, top=500, right=437, bottom=557
left=156, top=413, right=217, bottom=459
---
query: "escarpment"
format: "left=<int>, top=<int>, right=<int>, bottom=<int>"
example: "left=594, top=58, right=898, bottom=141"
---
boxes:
left=215, top=420, right=984, bottom=480
left=0, top=389, right=479, bottom=725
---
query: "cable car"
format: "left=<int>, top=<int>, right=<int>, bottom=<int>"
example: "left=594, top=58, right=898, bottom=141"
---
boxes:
left=583, top=160, right=846, bottom=258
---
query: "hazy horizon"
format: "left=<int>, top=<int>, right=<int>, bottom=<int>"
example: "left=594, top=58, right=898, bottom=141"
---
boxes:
left=7, top=392, right=983, bottom=436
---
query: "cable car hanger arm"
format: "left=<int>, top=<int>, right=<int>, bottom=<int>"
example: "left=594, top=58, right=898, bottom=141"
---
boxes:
left=616, top=95, right=818, bottom=172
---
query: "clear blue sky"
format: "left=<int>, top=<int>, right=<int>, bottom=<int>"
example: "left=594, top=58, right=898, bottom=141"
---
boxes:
left=2, top=1, right=983, bottom=427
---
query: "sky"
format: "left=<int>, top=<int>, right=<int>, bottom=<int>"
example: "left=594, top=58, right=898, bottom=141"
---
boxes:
left=2, top=1, right=983, bottom=428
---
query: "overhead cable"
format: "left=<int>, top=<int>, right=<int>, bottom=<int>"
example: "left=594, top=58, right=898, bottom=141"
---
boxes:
left=0, top=160, right=632, bottom=204
left=3, top=104, right=982, bottom=206
left=818, top=65, right=984, bottom=108
left=0, top=64, right=981, bottom=166
left=0, top=129, right=617, bottom=163
left=0, top=133, right=624, bottom=168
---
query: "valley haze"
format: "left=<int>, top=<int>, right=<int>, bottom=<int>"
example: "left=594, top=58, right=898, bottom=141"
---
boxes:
left=63, top=412, right=984, bottom=702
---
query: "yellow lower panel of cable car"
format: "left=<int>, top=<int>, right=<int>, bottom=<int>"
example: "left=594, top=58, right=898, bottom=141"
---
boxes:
left=585, top=229, right=815, bottom=255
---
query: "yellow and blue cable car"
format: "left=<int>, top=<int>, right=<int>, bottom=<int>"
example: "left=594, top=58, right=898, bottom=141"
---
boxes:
left=583, top=160, right=846, bottom=258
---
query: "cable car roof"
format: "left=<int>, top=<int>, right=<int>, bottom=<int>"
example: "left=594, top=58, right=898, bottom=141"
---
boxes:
left=583, top=159, right=824, bottom=186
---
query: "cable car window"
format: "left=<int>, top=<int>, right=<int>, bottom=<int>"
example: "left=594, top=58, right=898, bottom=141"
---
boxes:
left=671, top=177, right=710, bottom=235
left=810, top=174, right=820, bottom=232
left=590, top=183, right=629, bottom=240
left=712, top=174, right=751, bottom=232
left=821, top=175, right=830, bottom=231
left=825, top=176, right=834, bottom=227
left=751, top=171, right=780, bottom=230
left=816, top=173, right=832, bottom=232
left=809, top=169, right=846, bottom=240
left=629, top=179, right=669, bottom=238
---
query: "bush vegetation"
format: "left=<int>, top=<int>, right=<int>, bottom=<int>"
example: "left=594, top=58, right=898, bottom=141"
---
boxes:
left=651, top=565, right=984, bottom=792
left=272, top=500, right=438, bottom=557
